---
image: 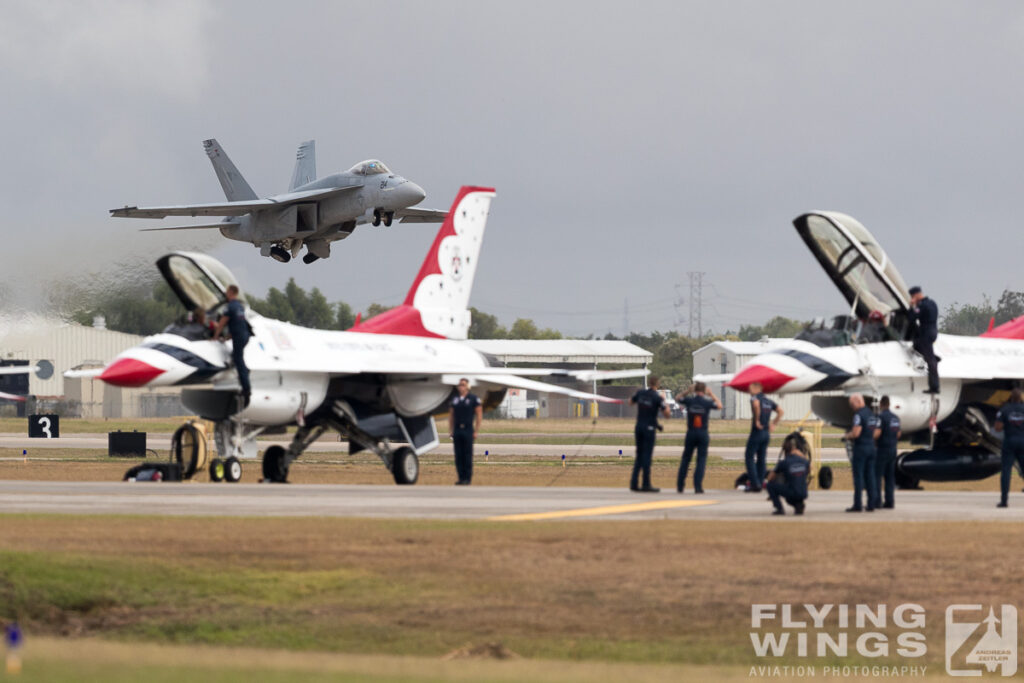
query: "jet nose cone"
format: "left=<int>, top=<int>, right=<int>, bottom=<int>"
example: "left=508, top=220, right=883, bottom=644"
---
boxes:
left=403, top=181, right=426, bottom=205
left=726, top=364, right=795, bottom=394
left=99, top=357, right=165, bottom=387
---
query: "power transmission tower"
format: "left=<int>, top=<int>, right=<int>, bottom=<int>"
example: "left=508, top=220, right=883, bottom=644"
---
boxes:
left=688, top=271, right=705, bottom=338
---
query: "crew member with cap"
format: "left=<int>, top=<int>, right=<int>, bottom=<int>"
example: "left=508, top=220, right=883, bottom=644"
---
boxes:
left=629, top=376, right=670, bottom=492
left=844, top=393, right=880, bottom=512
left=909, top=286, right=940, bottom=394
left=448, top=377, right=482, bottom=485
left=744, top=382, right=783, bottom=492
left=765, top=432, right=810, bottom=515
left=994, top=388, right=1024, bottom=508
left=874, top=395, right=901, bottom=509
left=213, top=285, right=252, bottom=402
left=675, top=382, right=722, bottom=493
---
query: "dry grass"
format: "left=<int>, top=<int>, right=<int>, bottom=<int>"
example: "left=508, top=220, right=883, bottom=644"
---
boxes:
left=0, top=515, right=1021, bottom=669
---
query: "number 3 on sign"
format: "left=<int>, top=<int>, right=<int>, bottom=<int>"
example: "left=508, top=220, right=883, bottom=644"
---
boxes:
left=38, top=416, right=51, bottom=438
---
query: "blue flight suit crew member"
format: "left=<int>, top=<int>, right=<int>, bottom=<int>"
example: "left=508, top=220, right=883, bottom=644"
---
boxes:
left=875, top=396, right=901, bottom=509
left=845, top=394, right=880, bottom=512
left=995, top=388, right=1024, bottom=508
left=765, top=433, right=810, bottom=515
left=909, top=286, right=940, bottom=394
left=213, top=285, right=252, bottom=400
left=743, top=382, right=783, bottom=492
left=629, top=376, right=670, bottom=493
left=676, top=381, right=722, bottom=494
left=449, top=378, right=482, bottom=486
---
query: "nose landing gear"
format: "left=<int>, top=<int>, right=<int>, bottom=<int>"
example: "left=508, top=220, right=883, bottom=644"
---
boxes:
left=372, top=209, right=395, bottom=227
left=270, top=246, right=291, bottom=263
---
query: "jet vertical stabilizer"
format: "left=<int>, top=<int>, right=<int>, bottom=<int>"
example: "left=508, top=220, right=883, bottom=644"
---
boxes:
left=289, top=140, right=316, bottom=190
left=203, top=139, right=258, bottom=201
left=350, top=186, right=495, bottom=340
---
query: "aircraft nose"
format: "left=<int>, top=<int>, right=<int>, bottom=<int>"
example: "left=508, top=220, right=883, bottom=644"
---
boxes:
left=401, top=181, right=426, bottom=206
left=99, top=357, right=166, bottom=387
left=726, top=363, right=795, bottom=394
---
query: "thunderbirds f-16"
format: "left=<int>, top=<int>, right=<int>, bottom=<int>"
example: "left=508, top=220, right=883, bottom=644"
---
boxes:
left=698, top=211, right=1024, bottom=488
left=111, top=139, right=447, bottom=264
left=89, top=187, right=641, bottom=484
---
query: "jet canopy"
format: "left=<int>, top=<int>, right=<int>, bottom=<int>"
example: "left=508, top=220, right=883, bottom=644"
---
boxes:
left=794, top=212, right=911, bottom=331
left=157, top=252, right=245, bottom=314
left=348, top=160, right=391, bottom=176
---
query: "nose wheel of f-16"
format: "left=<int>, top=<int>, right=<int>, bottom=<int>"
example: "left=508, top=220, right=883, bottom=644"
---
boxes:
left=392, top=446, right=419, bottom=485
left=817, top=465, right=833, bottom=490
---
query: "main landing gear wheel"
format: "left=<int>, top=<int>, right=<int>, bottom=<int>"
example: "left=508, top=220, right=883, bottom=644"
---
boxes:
left=392, top=447, right=419, bottom=485
left=224, top=456, right=242, bottom=483
left=372, top=208, right=382, bottom=226
left=209, top=457, right=225, bottom=482
left=270, top=246, right=291, bottom=263
left=261, top=445, right=289, bottom=483
left=817, top=465, right=833, bottom=490
left=382, top=211, right=394, bottom=227
left=302, top=253, right=320, bottom=264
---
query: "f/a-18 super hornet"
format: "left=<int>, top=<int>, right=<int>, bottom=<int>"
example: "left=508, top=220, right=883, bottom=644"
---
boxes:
left=88, top=187, right=641, bottom=484
left=111, top=139, right=447, bottom=264
left=698, top=211, right=1024, bottom=489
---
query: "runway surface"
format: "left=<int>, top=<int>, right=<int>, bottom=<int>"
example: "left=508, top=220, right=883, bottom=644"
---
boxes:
left=0, top=433, right=850, bottom=461
left=0, top=480, right=1015, bottom=521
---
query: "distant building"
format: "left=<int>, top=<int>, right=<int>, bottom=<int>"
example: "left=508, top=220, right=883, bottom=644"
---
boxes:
left=692, top=339, right=829, bottom=421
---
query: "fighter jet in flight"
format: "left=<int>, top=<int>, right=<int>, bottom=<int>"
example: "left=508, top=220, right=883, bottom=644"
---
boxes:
left=112, top=139, right=447, bottom=264
left=91, top=187, right=642, bottom=484
left=698, top=211, right=1024, bottom=488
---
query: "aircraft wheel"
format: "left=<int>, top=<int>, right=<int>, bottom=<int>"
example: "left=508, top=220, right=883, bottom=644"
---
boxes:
left=392, top=447, right=419, bottom=485
left=383, top=211, right=394, bottom=227
left=262, top=445, right=289, bottom=483
left=372, top=208, right=382, bottom=226
left=224, top=456, right=242, bottom=483
left=270, top=246, right=291, bottom=263
left=302, top=253, right=320, bottom=264
left=209, top=457, right=225, bottom=482
left=817, top=465, right=833, bottom=490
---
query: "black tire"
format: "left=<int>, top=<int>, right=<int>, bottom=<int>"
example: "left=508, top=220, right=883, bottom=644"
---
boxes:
left=392, top=447, right=419, bottom=485
left=270, top=246, right=291, bottom=263
left=209, top=457, right=225, bottom=483
left=818, top=465, right=833, bottom=490
left=171, top=423, right=204, bottom=480
left=224, top=456, right=242, bottom=483
left=262, top=445, right=289, bottom=483
left=372, top=209, right=382, bottom=226
left=383, top=211, right=394, bottom=227
left=302, top=253, right=319, bottom=264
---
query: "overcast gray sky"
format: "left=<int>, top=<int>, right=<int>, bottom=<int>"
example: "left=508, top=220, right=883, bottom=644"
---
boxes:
left=1, top=1, right=1022, bottom=336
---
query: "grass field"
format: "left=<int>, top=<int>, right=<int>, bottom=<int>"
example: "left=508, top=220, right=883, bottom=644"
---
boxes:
left=0, top=515, right=1019, bottom=678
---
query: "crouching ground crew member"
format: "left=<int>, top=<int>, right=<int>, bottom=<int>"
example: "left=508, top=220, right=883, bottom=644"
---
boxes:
left=213, top=285, right=252, bottom=402
left=630, top=376, right=670, bottom=493
left=676, top=382, right=722, bottom=494
left=744, top=382, right=782, bottom=492
left=765, top=433, right=809, bottom=515
left=995, top=388, right=1024, bottom=508
left=449, top=378, right=482, bottom=486
left=875, top=396, right=901, bottom=509
left=844, top=394, right=880, bottom=512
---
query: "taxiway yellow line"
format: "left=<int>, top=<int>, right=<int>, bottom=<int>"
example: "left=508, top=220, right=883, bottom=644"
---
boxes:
left=488, top=499, right=718, bottom=522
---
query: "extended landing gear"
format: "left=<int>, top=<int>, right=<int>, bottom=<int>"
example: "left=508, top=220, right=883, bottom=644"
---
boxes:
left=372, top=209, right=395, bottom=227
left=258, top=400, right=420, bottom=485
left=270, top=246, right=291, bottom=263
left=302, top=253, right=319, bottom=264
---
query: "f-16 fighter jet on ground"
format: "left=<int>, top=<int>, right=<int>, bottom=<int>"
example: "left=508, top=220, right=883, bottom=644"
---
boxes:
left=112, top=139, right=447, bottom=264
left=88, top=187, right=642, bottom=484
left=697, top=211, right=1024, bottom=489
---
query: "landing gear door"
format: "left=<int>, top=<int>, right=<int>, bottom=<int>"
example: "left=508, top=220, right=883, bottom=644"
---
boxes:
left=156, top=252, right=244, bottom=314
left=793, top=212, right=912, bottom=337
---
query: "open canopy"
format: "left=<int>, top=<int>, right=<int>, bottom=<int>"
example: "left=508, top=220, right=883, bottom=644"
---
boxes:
left=157, top=252, right=244, bottom=313
left=794, top=211, right=910, bottom=322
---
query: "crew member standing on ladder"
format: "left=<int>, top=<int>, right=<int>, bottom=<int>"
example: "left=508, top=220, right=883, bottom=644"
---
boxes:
left=676, top=381, right=722, bottom=494
left=213, top=285, right=252, bottom=405
left=909, top=286, right=940, bottom=394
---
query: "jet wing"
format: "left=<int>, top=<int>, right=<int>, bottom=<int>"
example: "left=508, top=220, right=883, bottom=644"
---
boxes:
left=396, top=207, right=447, bottom=223
left=140, top=222, right=239, bottom=232
left=0, top=391, right=26, bottom=402
left=111, top=186, right=359, bottom=219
